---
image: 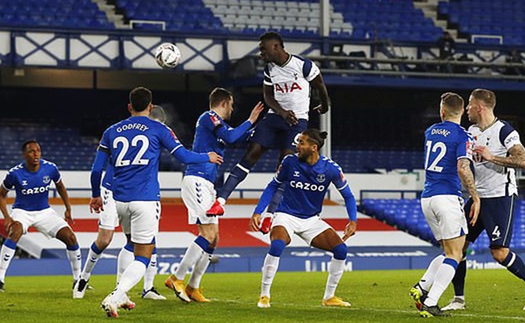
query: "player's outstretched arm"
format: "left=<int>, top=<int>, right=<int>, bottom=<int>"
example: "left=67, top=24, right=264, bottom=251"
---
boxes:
left=457, top=159, right=480, bottom=226
left=216, top=102, right=264, bottom=144
left=474, top=144, right=525, bottom=169
left=172, top=147, right=222, bottom=165
left=55, top=180, right=73, bottom=224
left=0, top=187, right=13, bottom=230
left=263, top=84, right=298, bottom=125
left=310, top=74, right=331, bottom=114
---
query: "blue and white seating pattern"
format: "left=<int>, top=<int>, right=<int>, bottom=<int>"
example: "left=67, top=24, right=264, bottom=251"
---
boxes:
left=361, top=198, right=525, bottom=252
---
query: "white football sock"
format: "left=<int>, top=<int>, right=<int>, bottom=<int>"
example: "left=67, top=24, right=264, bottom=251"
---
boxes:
left=67, top=248, right=82, bottom=281
left=81, top=245, right=102, bottom=281
left=419, top=254, right=445, bottom=291
left=261, top=254, right=280, bottom=298
left=0, top=244, right=16, bottom=282
left=175, top=242, right=204, bottom=280
left=143, top=253, right=157, bottom=291
left=425, top=259, right=457, bottom=306
left=217, top=197, right=226, bottom=206
left=117, top=247, right=134, bottom=283
left=188, top=252, right=211, bottom=289
left=324, top=258, right=345, bottom=300
left=112, top=260, right=147, bottom=301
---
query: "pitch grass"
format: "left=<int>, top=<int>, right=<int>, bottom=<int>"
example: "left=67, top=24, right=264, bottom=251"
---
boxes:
left=1, top=270, right=524, bottom=322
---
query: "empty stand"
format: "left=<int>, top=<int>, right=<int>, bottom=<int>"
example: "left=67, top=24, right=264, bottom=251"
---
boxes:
left=439, top=0, right=525, bottom=45
left=362, top=198, right=525, bottom=252
left=0, top=0, right=114, bottom=30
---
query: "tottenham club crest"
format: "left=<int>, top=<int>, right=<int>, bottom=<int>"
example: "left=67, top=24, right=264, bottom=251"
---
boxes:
left=43, top=176, right=51, bottom=184
left=316, top=174, right=326, bottom=183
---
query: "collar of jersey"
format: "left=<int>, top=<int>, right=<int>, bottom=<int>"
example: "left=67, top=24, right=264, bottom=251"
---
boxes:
left=475, top=117, right=498, bottom=132
left=277, top=52, right=292, bottom=68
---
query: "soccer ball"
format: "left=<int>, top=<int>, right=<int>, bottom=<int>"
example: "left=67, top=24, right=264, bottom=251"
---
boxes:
left=155, top=43, right=181, bottom=69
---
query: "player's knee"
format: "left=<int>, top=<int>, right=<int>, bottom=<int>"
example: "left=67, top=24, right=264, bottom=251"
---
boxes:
left=96, top=237, right=111, bottom=250
left=490, top=247, right=508, bottom=263
left=268, top=239, right=286, bottom=257
left=7, top=222, right=23, bottom=242
left=60, top=230, right=78, bottom=247
left=332, top=243, right=348, bottom=260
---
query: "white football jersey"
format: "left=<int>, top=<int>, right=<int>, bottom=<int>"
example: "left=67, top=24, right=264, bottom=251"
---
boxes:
left=469, top=119, right=522, bottom=197
left=263, top=54, right=320, bottom=120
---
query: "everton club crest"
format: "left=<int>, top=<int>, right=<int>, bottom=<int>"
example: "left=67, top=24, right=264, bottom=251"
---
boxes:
left=316, top=174, right=326, bottom=183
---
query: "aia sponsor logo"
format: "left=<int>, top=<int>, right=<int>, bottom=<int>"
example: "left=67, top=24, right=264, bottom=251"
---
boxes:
left=275, top=82, right=302, bottom=93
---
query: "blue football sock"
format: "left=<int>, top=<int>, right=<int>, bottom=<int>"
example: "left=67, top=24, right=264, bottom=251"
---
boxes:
left=220, top=160, right=254, bottom=200
left=500, top=251, right=525, bottom=280
left=451, top=258, right=466, bottom=296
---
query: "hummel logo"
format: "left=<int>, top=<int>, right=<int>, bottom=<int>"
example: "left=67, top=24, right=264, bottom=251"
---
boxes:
left=22, top=180, right=28, bottom=186
left=4, top=255, right=11, bottom=261
left=293, top=171, right=300, bottom=178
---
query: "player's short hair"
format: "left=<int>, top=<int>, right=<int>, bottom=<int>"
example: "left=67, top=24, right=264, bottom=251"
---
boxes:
left=440, top=92, right=464, bottom=116
left=150, top=105, right=167, bottom=123
left=259, top=31, right=284, bottom=48
left=302, top=128, right=328, bottom=150
left=129, top=87, right=152, bottom=112
left=21, top=140, right=38, bottom=152
left=209, top=87, right=232, bottom=108
left=471, top=88, right=496, bottom=109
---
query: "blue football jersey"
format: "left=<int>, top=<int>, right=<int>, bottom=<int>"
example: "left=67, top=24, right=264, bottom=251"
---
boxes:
left=422, top=120, right=473, bottom=198
left=185, top=110, right=252, bottom=183
left=2, top=159, right=61, bottom=211
left=99, top=116, right=183, bottom=202
left=274, top=154, right=348, bottom=218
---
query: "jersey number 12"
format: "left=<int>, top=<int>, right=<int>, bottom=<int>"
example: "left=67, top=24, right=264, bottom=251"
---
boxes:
left=425, top=140, right=446, bottom=172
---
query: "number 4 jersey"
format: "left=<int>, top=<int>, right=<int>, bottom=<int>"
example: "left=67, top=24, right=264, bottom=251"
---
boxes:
left=422, top=120, right=473, bottom=198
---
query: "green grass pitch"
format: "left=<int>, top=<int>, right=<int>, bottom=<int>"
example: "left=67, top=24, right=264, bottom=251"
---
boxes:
left=1, top=270, right=524, bottom=322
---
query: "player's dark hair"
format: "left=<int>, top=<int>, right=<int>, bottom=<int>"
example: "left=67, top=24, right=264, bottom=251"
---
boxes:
left=471, top=88, right=496, bottom=109
left=302, top=128, right=328, bottom=150
left=129, top=87, right=152, bottom=112
left=150, top=105, right=167, bottom=123
left=21, top=140, right=38, bottom=152
left=259, top=31, right=284, bottom=48
left=440, top=92, right=464, bottom=116
left=209, top=87, right=232, bottom=108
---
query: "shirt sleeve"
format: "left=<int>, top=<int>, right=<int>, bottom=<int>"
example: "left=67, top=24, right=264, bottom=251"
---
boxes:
left=330, top=161, right=357, bottom=221
left=500, top=124, right=522, bottom=150
left=303, top=58, right=320, bottom=82
left=90, top=149, right=109, bottom=197
left=51, top=164, right=62, bottom=184
left=253, top=157, right=291, bottom=214
left=457, top=132, right=474, bottom=161
left=2, top=171, right=15, bottom=191
left=159, top=124, right=184, bottom=154
left=263, top=64, right=272, bottom=86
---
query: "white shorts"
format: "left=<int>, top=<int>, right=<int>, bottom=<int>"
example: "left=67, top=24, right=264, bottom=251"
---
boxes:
left=181, top=175, right=218, bottom=225
left=272, top=212, right=331, bottom=246
left=11, top=207, right=69, bottom=238
left=421, top=195, right=468, bottom=241
left=98, top=186, right=119, bottom=230
left=116, top=201, right=160, bottom=244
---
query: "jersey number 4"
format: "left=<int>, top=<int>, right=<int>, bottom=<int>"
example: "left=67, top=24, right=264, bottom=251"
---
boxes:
left=425, top=141, right=446, bottom=172
left=113, top=135, right=150, bottom=166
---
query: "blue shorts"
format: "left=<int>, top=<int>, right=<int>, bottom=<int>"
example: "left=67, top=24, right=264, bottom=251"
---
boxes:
left=465, top=195, right=516, bottom=248
left=251, top=113, right=307, bottom=150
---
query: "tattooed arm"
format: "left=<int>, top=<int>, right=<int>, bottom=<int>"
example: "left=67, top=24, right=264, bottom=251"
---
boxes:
left=474, top=144, right=525, bottom=169
left=458, top=158, right=480, bottom=226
